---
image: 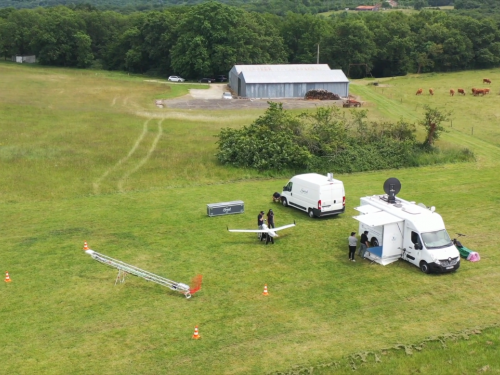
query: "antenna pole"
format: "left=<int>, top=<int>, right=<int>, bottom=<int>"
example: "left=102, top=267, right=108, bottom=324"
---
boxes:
left=85, top=250, right=199, bottom=298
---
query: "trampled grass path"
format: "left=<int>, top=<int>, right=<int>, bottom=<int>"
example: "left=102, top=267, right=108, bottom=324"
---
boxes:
left=93, top=118, right=152, bottom=194
left=351, top=84, right=421, bottom=122
left=117, top=119, right=164, bottom=192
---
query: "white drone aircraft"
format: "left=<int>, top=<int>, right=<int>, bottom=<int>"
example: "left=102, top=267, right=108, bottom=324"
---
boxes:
left=227, top=221, right=296, bottom=244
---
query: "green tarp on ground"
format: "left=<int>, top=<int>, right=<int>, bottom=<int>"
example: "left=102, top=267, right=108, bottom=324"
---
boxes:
left=456, top=245, right=474, bottom=259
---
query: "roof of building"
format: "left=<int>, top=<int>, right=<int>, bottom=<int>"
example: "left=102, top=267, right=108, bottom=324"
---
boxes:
left=293, top=173, right=343, bottom=186
left=355, top=5, right=377, bottom=10
left=358, top=195, right=446, bottom=233
left=232, top=64, right=332, bottom=74
left=240, top=70, right=349, bottom=84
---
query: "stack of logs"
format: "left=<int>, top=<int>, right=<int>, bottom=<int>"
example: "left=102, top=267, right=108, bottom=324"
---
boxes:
left=304, top=89, right=341, bottom=100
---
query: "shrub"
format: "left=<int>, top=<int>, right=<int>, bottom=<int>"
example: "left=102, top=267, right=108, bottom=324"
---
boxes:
left=215, top=102, right=474, bottom=173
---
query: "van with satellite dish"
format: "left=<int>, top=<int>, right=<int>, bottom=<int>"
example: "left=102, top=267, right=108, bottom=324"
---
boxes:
left=353, top=178, right=460, bottom=274
left=281, top=173, right=345, bottom=218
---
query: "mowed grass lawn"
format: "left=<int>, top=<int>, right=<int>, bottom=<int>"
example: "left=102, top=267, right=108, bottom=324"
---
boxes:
left=1, top=62, right=500, bottom=374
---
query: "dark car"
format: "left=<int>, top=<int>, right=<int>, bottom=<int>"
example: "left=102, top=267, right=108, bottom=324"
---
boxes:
left=216, top=75, right=227, bottom=82
left=199, top=78, right=215, bottom=83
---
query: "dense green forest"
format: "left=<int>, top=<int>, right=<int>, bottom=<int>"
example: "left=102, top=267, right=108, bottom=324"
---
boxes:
left=0, top=0, right=415, bottom=13
left=0, top=0, right=394, bottom=14
left=0, top=0, right=465, bottom=14
left=1, top=1, right=500, bottom=78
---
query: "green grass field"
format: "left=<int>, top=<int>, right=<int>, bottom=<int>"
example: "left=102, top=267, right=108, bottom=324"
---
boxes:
left=1, top=62, right=500, bottom=374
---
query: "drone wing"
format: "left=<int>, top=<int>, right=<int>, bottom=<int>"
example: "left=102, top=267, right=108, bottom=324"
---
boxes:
left=227, top=228, right=267, bottom=233
left=273, top=222, right=296, bottom=232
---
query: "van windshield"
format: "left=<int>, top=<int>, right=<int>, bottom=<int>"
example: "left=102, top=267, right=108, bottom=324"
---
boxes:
left=421, top=230, right=452, bottom=249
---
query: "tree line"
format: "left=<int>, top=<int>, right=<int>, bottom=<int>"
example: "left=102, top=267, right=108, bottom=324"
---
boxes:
left=0, top=0, right=453, bottom=14
left=1, top=2, right=500, bottom=78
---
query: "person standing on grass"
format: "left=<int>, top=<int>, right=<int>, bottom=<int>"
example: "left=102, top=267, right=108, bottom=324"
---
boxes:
left=258, top=211, right=265, bottom=228
left=348, top=232, right=357, bottom=262
left=267, top=209, right=275, bottom=229
left=358, top=230, right=369, bottom=258
left=257, top=210, right=265, bottom=239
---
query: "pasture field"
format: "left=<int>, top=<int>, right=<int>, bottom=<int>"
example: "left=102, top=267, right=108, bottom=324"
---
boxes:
left=1, top=62, right=500, bottom=374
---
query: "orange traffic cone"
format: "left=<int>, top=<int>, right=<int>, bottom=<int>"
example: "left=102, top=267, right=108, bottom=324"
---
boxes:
left=5, top=271, right=12, bottom=283
left=83, top=241, right=89, bottom=251
left=262, top=284, right=269, bottom=296
left=192, top=326, right=201, bottom=340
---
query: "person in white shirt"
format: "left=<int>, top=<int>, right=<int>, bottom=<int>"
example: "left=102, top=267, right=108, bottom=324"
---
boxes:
left=348, top=232, right=358, bottom=262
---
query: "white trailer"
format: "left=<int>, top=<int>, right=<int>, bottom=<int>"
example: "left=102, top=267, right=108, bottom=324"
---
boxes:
left=353, top=186, right=460, bottom=273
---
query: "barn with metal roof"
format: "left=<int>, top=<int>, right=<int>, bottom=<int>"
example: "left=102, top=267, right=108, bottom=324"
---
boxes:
left=228, top=64, right=349, bottom=99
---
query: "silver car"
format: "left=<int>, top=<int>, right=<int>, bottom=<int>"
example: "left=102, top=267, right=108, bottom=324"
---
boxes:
left=168, top=76, right=185, bottom=82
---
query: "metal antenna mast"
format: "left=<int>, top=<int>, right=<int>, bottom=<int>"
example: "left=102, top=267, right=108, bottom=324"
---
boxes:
left=84, top=249, right=202, bottom=299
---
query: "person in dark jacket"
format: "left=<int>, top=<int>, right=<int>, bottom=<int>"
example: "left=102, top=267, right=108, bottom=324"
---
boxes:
left=257, top=211, right=265, bottom=240
left=258, top=211, right=265, bottom=228
left=267, top=209, right=275, bottom=229
left=358, top=230, right=369, bottom=258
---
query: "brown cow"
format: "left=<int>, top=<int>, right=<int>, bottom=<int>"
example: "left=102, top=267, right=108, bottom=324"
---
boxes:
left=429, top=88, right=434, bottom=95
left=458, top=88, right=466, bottom=95
left=471, top=88, right=477, bottom=94
left=484, top=88, right=491, bottom=95
left=416, top=88, right=423, bottom=95
left=483, top=78, right=492, bottom=84
left=449, top=89, right=455, bottom=96
left=474, top=88, right=486, bottom=96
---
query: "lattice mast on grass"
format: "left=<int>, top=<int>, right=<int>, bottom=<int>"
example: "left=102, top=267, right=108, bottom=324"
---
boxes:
left=85, top=249, right=202, bottom=299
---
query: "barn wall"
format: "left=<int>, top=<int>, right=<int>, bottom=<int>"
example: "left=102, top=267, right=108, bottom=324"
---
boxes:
left=239, top=78, right=247, bottom=97
left=244, top=82, right=349, bottom=99
left=229, top=67, right=239, bottom=93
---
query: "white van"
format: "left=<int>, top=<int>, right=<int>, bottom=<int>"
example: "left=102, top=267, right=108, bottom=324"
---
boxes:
left=353, top=195, right=460, bottom=274
left=281, top=173, right=345, bottom=218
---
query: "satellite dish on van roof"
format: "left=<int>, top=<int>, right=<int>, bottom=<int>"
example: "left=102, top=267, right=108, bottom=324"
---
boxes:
left=383, top=178, right=401, bottom=204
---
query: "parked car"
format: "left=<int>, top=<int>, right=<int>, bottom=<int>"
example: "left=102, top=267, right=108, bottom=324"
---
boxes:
left=222, top=92, right=233, bottom=99
left=168, top=76, right=185, bottom=82
left=199, top=78, right=215, bottom=83
left=216, top=75, right=228, bottom=82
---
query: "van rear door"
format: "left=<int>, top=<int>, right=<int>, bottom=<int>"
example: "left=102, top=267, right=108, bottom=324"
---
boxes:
left=319, top=183, right=344, bottom=214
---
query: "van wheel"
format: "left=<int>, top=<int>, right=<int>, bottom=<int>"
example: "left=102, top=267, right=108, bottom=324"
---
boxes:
left=420, top=261, right=430, bottom=274
left=282, top=198, right=288, bottom=207
left=308, top=209, right=315, bottom=218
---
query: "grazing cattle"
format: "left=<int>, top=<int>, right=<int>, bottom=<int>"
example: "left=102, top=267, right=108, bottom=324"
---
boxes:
left=449, top=89, right=455, bottom=96
left=416, top=88, right=423, bottom=95
left=473, top=88, right=486, bottom=96
left=483, top=78, right=491, bottom=84
left=484, top=88, right=490, bottom=95
left=471, top=88, right=477, bottom=94
left=429, top=88, right=434, bottom=95
left=458, top=88, right=466, bottom=95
